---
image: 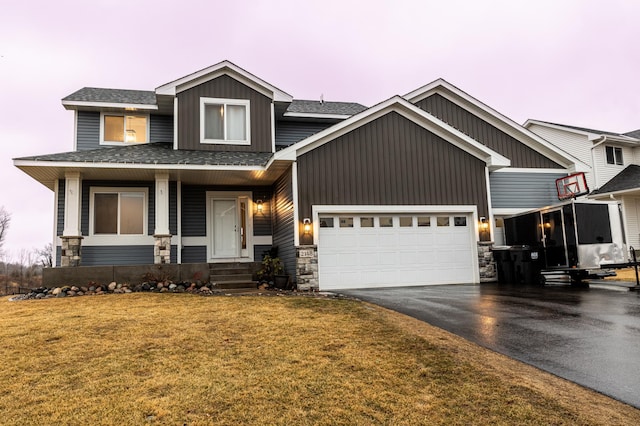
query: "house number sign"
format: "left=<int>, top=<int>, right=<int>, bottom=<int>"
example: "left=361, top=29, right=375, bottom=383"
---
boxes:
left=298, top=249, right=315, bottom=258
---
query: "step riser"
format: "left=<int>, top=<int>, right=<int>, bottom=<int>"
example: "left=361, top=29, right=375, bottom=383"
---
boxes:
left=211, top=281, right=257, bottom=290
left=210, top=268, right=255, bottom=275
left=210, top=274, right=253, bottom=282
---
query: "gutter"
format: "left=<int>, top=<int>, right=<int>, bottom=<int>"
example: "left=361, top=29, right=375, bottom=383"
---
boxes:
left=590, top=135, right=608, bottom=189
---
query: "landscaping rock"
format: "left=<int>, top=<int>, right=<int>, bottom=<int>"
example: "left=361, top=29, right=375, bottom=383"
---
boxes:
left=108, top=282, right=117, bottom=291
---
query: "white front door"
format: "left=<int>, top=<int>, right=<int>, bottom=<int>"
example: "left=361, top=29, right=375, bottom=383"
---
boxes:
left=207, top=192, right=253, bottom=261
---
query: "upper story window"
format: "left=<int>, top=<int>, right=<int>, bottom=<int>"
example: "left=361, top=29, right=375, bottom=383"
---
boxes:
left=100, top=113, right=148, bottom=145
left=605, top=146, right=623, bottom=165
left=200, top=97, right=250, bottom=145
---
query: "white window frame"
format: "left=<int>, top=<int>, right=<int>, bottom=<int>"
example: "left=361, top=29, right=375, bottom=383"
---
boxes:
left=99, top=112, right=150, bottom=145
left=605, top=145, right=623, bottom=166
left=200, top=97, right=251, bottom=145
left=89, top=187, right=149, bottom=238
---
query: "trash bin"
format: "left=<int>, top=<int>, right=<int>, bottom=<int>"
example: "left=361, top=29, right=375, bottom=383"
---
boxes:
left=492, top=246, right=514, bottom=284
left=510, top=245, right=542, bottom=285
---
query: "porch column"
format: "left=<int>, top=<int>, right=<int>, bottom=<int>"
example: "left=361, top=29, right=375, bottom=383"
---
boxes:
left=61, top=172, right=82, bottom=267
left=154, top=173, right=171, bottom=264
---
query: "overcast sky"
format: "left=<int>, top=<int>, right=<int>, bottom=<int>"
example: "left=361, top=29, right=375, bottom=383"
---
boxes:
left=1, top=0, right=639, bottom=257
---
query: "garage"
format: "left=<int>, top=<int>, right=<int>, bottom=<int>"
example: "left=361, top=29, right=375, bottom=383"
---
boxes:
left=316, top=210, right=478, bottom=290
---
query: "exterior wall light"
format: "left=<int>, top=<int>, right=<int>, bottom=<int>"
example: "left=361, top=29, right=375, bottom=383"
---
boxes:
left=480, top=216, right=489, bottom=231
left=256, top=200, right=263, bottom=213
left=303, top=218, right=311, bottom=234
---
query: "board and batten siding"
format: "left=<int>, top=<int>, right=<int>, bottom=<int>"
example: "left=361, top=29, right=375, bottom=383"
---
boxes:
left=177, top=74, right=272, bottom=152
left=275, top=121, right=333, bottom=149
left=296, top=111, right=489, bottom=243
left=416, top=94, right=561, bottom=169
left=489, top=172, right=566, bottom=209
left=150, top=114, right=174, bottom=143
left=272, top=166, right=296, bottom=279
left=56, top=179, right=65, bottom=236
left=82, top=246, right=154, bottom=265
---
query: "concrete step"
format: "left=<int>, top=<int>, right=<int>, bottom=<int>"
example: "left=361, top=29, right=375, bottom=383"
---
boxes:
left=209, top=273, right=253, bottom=282
left=210, top=280, right=258, bottom=290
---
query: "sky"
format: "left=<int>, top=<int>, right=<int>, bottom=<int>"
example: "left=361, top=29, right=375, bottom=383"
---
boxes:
left=1, top=0, right=640, bottom=257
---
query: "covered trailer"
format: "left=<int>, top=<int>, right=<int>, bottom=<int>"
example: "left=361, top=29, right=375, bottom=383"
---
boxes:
left=503, top=200, right=628, bottom=283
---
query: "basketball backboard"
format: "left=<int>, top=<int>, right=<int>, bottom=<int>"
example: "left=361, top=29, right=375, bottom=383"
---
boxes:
left=556, top=172, right=589, bottom=200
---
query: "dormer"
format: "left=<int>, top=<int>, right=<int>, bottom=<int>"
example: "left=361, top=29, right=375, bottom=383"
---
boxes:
left=156, top=60, right=293, bottom=153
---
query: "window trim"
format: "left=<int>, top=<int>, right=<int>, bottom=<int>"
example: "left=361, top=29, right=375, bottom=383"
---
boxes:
left=99, top=112, right=150, bottom=146
left=605, top=145, right=623, bottom=166
left=200, top=97, right=251, bottom=145
left=89, top=187, right=149, bottom=237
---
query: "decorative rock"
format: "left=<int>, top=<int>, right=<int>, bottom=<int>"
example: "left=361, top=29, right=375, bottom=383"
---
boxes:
left=176, top=285, right=185, bottom=292
left=89, top=286, right=96, bottom=292
left=157, top=282, right=164, bottom=289
left=108, top=282, right=117, bottom=291
left=51, top=287, right=62, bottom=296
left=117, top=283, right=123, bottom=289
left=168, top=283, right=177, bottom=290
left=56, top=291, right=66, bottom=298
left=67, top=290, right=76, bottom=297
left=124, top=288, right=132, bottom=293
left=71, top=286, right=79, bottom=292
left=80, top=286, right=88, bottom=292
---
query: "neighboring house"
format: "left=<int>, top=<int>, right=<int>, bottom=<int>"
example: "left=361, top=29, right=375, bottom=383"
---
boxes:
left=525, top=120, right=640, bottom=248
left=14, top=61, right=587, bottom=290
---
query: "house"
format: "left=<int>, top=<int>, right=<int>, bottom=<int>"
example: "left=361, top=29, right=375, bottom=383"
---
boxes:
left=14, top=61, right=588, bottom=290
left=525, top=120, right=640, bottom=248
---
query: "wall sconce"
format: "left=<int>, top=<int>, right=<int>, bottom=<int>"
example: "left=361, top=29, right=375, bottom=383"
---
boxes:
left=303, top=218, right=311, bottom=234
left=256, top=200, right=263, bottom=213
left=480, top=216, right=489, bottom=231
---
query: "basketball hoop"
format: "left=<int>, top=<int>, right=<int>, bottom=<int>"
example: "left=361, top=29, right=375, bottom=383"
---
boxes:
left=556, top=172, right=589, bottom=200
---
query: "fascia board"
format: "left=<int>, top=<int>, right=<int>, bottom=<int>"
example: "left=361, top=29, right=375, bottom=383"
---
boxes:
left=61, top=100, right=158, bottom=111
left=13, top=159, right=268, bottom=172
left=283, top=112, right=351, bottom=120
left=525, top=120, right=640, bottom=144
left=406, top=81, right=589, bottom=171
left=275, top=96, right=510, bottom=167
left=155, top=60, right=293, bottom=102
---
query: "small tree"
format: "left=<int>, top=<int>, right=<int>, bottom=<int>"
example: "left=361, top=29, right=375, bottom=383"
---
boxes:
left=0, top=206, right=10, bottom=252
left=37, top=243, right=53, bottom=268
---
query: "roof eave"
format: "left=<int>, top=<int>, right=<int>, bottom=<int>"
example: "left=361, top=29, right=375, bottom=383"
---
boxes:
left=61, top=100, right=158, bottom=111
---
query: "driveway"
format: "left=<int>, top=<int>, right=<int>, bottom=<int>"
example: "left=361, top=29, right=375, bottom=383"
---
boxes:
left=338, top=283, right=640, bottom=409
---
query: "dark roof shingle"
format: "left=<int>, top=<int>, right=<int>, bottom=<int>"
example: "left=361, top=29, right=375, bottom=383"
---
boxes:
left=287, top=99, right=367, bottom=116
left=591, top=165, right=640, bottom=195
left=15, top=143, right=273, bottom=167
left=62, top=87, right=157, bottom=105
left=533, top=120, right=639, bottom=140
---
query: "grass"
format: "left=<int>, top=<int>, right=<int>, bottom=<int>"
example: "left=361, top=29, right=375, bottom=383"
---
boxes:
left=606, top=267, right=639, bottom=282
left=0, top=294, right=638, bottom=425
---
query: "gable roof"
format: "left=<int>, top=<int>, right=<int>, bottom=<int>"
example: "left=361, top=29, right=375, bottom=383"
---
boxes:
left=404, top=79, right=590, bottom=172
left=62, top=87, right=158, bottom=110
left=275, top=95, right=511, bottom=169
left=524, top=119, right=640, bottom=144
left=155, top=60, right=293, bottom=102
left=590, top=165, right=640, bottom=196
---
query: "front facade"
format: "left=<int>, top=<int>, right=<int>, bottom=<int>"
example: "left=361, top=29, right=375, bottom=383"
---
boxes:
left=15, top=62, right=586, bottom=290
left=525, top=120, right=640, bottom=248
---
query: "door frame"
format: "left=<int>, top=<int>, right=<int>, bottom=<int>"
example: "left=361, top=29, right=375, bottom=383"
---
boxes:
left=205, top=191, right=254, bottom=262
left=540, top=207, right=568, bottom=267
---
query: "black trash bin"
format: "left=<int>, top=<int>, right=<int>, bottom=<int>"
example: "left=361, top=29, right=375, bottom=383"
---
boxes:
left=510, top=245, right=542, bottom=285
left=492, top=246, right=514, bottom=284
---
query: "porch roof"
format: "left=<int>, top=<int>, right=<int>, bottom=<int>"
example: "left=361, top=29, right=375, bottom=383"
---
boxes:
left=591, top=165, right=640, bottom=196
left=13, top=143, right=290, bottom=190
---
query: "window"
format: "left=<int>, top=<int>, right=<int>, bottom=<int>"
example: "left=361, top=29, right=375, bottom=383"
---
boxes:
left=379, top=217, right=393, bottom=227
left=360, top=217, right=374, bottom=227
left=339, top=217, right=354, bottom=228
left=454, top=217, right=467, bottom=226
left=399, top=217, right=413, bottom=227
left=605, top=146, right=623, bottom=165
left=101, top=113, right=148, bottom=144
left=437, top=217, right=450, bottom=227
left=91, top=188, right=147, bottom=235
left=417, top=216, right=431, bottom=227
left=200, top=97, right=250, bottom=145
left=319, top=217, right=334, bottom=228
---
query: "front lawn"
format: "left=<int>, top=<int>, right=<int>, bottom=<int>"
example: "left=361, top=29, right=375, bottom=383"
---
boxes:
left=0, top=294, right=637, bottom=425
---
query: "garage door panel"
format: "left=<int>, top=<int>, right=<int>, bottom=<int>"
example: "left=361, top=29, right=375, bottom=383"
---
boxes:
left=318, top=212, right=476, bottom=290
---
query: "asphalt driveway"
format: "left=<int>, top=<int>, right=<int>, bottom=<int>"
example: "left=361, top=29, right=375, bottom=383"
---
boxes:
left=339, top=283, right=640, bottom=409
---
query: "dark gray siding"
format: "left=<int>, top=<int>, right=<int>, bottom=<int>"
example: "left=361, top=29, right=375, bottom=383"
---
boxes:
left=150, top=114, right=174, bottom=143
left=57, top=179, right=65, bottom=236
left=416, top=94, right=562, bottom=169
left=297, top=112, right=489, bottom=244
left=55, top=246, right=61, bottom=266
left=82, top=246, right=154, bottom=265
left=170, top=245, right=178, bottom=264
left=169, top=181, right=178, bottom=235
left=182, top=246, right=206, bottom=263
left=275, top=121, right=332, bottom=149
left=81, top=181, right=155, bottom=236
left=76, top=112, right=173, bottom=150
left=177, top=74, right=272, bottom=152
left=490, top=172, right=566, bottom=209
left=181, top=185, right=272, bottom=237
left=77, top=111, right=100, bottom=151
left=272, top=166, right=295, bottom=278
left=254, top=245, right=272, bottom=262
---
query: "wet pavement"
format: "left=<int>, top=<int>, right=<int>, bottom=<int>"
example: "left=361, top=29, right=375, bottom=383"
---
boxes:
left=339, top=283, right=640, bottom=408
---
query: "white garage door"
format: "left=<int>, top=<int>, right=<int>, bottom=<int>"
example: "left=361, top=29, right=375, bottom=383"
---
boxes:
left=317, top=213, right=477, bottom=290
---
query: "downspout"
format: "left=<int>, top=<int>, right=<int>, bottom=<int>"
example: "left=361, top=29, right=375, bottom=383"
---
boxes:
left=590, top=135, right=608, bottom=190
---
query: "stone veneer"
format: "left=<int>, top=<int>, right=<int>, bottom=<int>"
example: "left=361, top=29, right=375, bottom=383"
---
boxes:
left=154, top=235, right=172, bottom=264
left=60, top=236, right=83, bottom=267
left=478, top=241, right=497, bottom=282
left=296, top=245, right=318, bottom=291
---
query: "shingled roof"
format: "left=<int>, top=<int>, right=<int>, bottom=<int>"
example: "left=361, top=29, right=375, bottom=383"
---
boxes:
left=591, top=165, right=640, bottom=195
left=62, top=87, right=157, bottom=105
left=15, top=143, right=273, bottom=167
left=532, top=120, right=640, bottom=141
left=286, top=99, right=367, bottom=116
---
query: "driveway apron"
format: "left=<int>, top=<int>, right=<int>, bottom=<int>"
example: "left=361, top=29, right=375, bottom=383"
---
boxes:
left=339, top=283, right=640, bottom=409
